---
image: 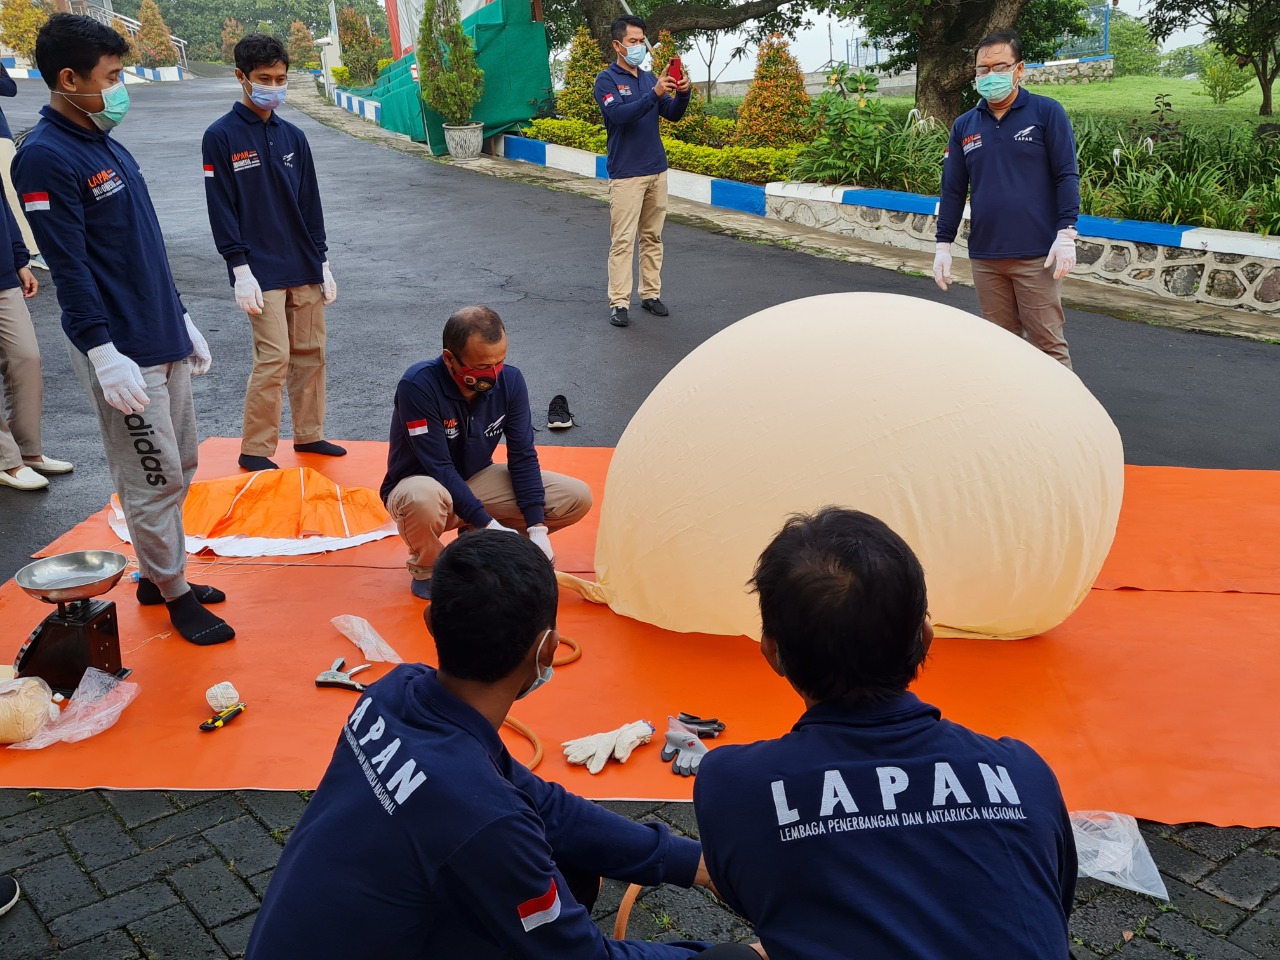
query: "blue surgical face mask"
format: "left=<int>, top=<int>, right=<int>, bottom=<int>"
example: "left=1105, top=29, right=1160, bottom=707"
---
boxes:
left=975, top=70, right=1016, bottom=103
left=61, top=80, right=130, bottom=131
left=248, top=81, right=288, bottom=111
left=515, top=629, right=555, bottom=700
left=622, top=43, right=647, bottom=67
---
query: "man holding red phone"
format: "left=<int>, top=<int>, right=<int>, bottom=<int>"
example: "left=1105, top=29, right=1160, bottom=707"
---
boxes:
left=594, top=16, right=692, bottom=328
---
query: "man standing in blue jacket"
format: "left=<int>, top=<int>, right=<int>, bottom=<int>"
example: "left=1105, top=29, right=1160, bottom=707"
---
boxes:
left=202, top=34, right=343, bottom=472
left=14, top=15, right=234, bottom=646
left=694, top=508, right=1076, bottom=960
left=934, top=30, right=1079, bottom=368
left=594, top=16, right=691, bottom=328
left=382, top=306, right=592, bottom=600
left=246, top=530, right=762, bottom=960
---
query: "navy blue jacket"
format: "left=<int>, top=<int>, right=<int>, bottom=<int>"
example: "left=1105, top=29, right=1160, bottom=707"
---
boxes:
left=382, top=357, right=546, bottom=527
left=694, top=692, right=1076, bottom=960
left=0, top=64, right=16, bottom=140
left=0, top=190, right=29, bottom=291
left=13, top=107, right=190, bottom=365
left=594, top=62, right=690, bottom=179
left=937, top=88, right=1080, bottom=259
left=246, top=665, right=708, bottom=960
left=202, top=102, right=326, bottom=291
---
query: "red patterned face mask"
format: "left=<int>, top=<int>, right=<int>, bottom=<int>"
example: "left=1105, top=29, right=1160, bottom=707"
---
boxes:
left=449, top=358, right=504, bottom=393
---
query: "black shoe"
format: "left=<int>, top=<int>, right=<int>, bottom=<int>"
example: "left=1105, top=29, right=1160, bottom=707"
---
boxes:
left=238, top=454, right=279, bottom=471
left=410, top=577, right=433, bottom=600
left=640, top=298, right=669, bottom=317
left=0, top=876, right=18, bottom=917
left=547, top=394, right=574, bottom=429
left=293, top=440, right=347, bottom=457
left=609, top=306, right=630, bottom=327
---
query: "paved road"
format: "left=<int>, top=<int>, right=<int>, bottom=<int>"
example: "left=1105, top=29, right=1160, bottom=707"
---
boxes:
left=0, top=77, right=1275, bottom=958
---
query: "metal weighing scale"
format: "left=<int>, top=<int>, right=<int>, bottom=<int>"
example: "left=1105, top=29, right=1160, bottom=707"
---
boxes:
left=13, top=551, right=132, bottom=696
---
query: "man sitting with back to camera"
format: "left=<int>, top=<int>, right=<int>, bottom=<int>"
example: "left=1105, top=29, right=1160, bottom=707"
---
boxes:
left=246, top=530, right=763, bottom=959
left=694, top=507, right=1076, bottom=959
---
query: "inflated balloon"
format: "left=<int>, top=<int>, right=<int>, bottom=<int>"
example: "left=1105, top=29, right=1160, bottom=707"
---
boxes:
left=558, top=292, right=1124, bottom=640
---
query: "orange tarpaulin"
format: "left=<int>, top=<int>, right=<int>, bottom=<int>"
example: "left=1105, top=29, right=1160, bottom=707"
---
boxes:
left=3, top=440, right=1277, bottom=827
left=182, top=468, right=390, bottom=540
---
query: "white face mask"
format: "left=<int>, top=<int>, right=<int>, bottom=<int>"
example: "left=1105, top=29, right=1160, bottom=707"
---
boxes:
left=515, top=629, right=554, bottom=700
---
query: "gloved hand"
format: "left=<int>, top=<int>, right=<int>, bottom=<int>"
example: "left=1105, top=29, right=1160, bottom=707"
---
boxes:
left=232, top=264, right=264, bottom=316
left=1043, top=229, right=1077, bottom=280
left=87, top=343, right=148, bottom=414
left=660, top=717, right=708, bottom=777
left=933, top=242, right=953, bottom=292
left=321, top=261, right=337, bottom=305
left=184, top=313, right=212, bottom=376
left=562, top=720, right=654, bottom=774
left=527, top=524, right=554, bottom=563
left=485, top=519, right=519, bottom=535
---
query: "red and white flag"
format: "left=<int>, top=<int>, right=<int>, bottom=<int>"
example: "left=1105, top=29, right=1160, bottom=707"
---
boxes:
left=203, top=164, right=215, bottom=178
left=22, top=192, right=49, bottom=212
left=517, top=879, right=561, bottom=933
left=406, top=418, right=429, bottom=437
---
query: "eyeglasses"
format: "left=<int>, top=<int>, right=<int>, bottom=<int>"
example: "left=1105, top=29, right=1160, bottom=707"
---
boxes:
left=975, top=62, right=1019, bottom=77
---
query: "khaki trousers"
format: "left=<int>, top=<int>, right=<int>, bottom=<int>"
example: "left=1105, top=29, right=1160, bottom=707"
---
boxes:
left=0, top=287, right=41, bottom=471
left=0, top=138, right=38, bottom=257
left=970, top=257, right=1072, bottom=369
left=607, top=171, right=667, bottom=307
left=242, top=284, right=327, bottom=456
left=386, top=464, right=593, bottom=579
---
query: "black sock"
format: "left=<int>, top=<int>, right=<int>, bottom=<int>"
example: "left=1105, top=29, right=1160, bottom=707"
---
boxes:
left=293, top=440, right=347, bottom=456
left=238, top=454, right=279, bottom=471
left=166, top=591, right=236, bottom=646
left=137, top=578, right=226, bottom=606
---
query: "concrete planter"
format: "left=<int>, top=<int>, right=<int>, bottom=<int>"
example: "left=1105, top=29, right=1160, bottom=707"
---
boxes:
left=443, top=122, right=483, bottom=161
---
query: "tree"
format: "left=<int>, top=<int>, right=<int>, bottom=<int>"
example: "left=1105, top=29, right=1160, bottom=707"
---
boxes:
left=1161, top=42, right=1211, bottom=77
left=732, top=33, right=810, bottom=147
left=289, top=19, right=317, bottom=65
left=1147, top=0, right=1280, bottom=115
left=135, top=0, right=179, bottom=68
left=221, top=17, right=245, bottom=63
left=1108, top=11, right=1159, bottom=77
left=417, top=0, right=484, bottom=124
left=112, top=17, right=140, bottom=67
left=338, top=6, right=380, bottom=84
left=1197, top=46, right=1256, bottom=103
left=557, top=25, right=605, bottom=123
left=0, top=0, right=49, bottom=63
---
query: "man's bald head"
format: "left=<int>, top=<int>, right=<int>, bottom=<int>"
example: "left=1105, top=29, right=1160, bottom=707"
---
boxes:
left=443, top=305, right=505, bottom=358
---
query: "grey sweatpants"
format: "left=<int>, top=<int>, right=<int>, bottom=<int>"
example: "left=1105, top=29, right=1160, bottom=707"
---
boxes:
left=69, top=344, right=197, bottom=600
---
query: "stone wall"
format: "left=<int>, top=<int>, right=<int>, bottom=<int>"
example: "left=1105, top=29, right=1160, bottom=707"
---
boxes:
left=1023, top=57, right=1114, bottom=85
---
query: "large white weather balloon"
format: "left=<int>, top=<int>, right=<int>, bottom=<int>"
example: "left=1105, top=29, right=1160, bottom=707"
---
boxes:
left=560, top=292, right=1124, bottom=640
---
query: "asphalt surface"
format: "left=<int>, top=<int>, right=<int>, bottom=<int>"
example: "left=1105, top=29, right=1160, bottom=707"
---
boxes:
left=0, top=77, right=1275, bottom=958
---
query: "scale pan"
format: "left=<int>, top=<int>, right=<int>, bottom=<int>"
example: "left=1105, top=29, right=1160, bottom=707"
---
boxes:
left=15, top=551, right=128, bottom=604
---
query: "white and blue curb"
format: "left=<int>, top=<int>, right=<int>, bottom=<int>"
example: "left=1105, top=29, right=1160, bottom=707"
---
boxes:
left=335, top=90, right=381, bottom=124
left=0, top=57, right=39, bottom=80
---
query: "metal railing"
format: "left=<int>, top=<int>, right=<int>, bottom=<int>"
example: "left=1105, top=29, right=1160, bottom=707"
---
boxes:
left=69, top=0, right=189, bottom=70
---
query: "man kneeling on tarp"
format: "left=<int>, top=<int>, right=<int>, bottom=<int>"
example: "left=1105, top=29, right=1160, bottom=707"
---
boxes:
left=693, top=508, right=1077, bottom=960
left=246, top=530, right=763, bottom=960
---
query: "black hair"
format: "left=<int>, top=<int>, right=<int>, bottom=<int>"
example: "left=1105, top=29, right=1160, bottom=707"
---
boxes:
left=612, top=16, right=646, bottom=44
left=428, top=530, right=558, bottom=683
left=235, top=34, right=290, bottom=74
left=751, top=508, right=929, bottom=704
left=36, top=14, right=130, bottom=90
left=976, top=30, right=1023, bottom=63
left=442, top=305, right=505, bottom=358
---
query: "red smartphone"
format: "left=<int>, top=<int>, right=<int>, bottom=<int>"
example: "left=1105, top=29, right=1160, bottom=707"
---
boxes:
left=668, top=55, right=683, bottom=84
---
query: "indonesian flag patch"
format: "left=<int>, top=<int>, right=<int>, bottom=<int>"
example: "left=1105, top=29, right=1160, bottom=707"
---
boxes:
left=203, top=164, right=215, bottom=178
left=406, top=418, right=429, bottom=436
left=22, top=192, right=49, bottom=212
left=603, top=93, right=614, bottom=106
left=517, top=879, right=561, bottom=932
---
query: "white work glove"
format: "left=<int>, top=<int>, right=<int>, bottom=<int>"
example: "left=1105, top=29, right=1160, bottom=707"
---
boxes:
left=485, top=519, right=519, bottom=535
left=1044, top=229, right=1077, bottom=280
left=660, top=716, right=709, bottom=778
left=933, top=242, right=953, bottom=292
left=562, top=720, right=655, bottom=775
left=527, top=524, right=554, bottom=563
left=87, top=343, right=149, bottom=414
left=321, top=260, right=337, bottom=305
left=183, top=313, right=211, bottom=376
left=232, top=264, right=264, bottom=316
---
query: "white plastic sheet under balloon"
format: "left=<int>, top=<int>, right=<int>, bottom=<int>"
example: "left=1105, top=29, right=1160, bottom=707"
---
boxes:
left=559, top=292, right=1124, bottom=640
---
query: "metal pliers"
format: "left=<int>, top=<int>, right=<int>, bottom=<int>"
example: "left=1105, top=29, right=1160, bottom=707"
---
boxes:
left=316, top=657, right=371, bottom=692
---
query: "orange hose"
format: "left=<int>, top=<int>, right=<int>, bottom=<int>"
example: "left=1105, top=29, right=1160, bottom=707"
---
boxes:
left=613, top=883, right=644, bottom=939
left=553, top=634, right=582, bottom=666
left=502, top=715, right=543, bottom=771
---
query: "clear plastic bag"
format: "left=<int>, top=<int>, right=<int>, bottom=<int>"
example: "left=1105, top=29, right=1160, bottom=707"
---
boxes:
left=331, top=615, right=403, bottom=663
left=9, top=668, right=140, bottom=751
left=1071, top=810, right=1168, bottom=899
left=0, top=677, right=57, bottom=743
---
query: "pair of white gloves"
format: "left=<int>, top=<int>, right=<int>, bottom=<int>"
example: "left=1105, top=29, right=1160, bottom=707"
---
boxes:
left=87, top=313, right=211, bottom=414
left=562, top=717, right=711, bottom=777
left=933, top=229, right=1077, bottom=292
left=233, top=261, right=337, bottom=314
left=485, top=518, right=555, bottom=563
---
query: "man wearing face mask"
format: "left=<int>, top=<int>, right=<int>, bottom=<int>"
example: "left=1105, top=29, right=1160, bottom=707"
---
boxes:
left=202, top=33, right=343, bottom=472
left=246, top=530, right=763, bottom=960
left=13, top=14, right=235, bottom=646
left=381, top=306, right=592, bottom=600
left=934, top=30, right=1080, bottom=369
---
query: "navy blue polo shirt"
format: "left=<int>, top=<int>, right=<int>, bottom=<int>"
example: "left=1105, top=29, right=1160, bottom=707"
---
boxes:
left=0, top=190, right=29, bottom=291
left=694, top=692, right=1076, bottom=960
left=936, top=88, right=1080, bottom=259
left=246, top=665, right=707, bottom=960
left=594, top=62, right=690, bottom=179
left=381, top=357, right=546, bottom=528
left=13, top=107, right=191, bottom=365
left=202, top=101, right=327, bottom=291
